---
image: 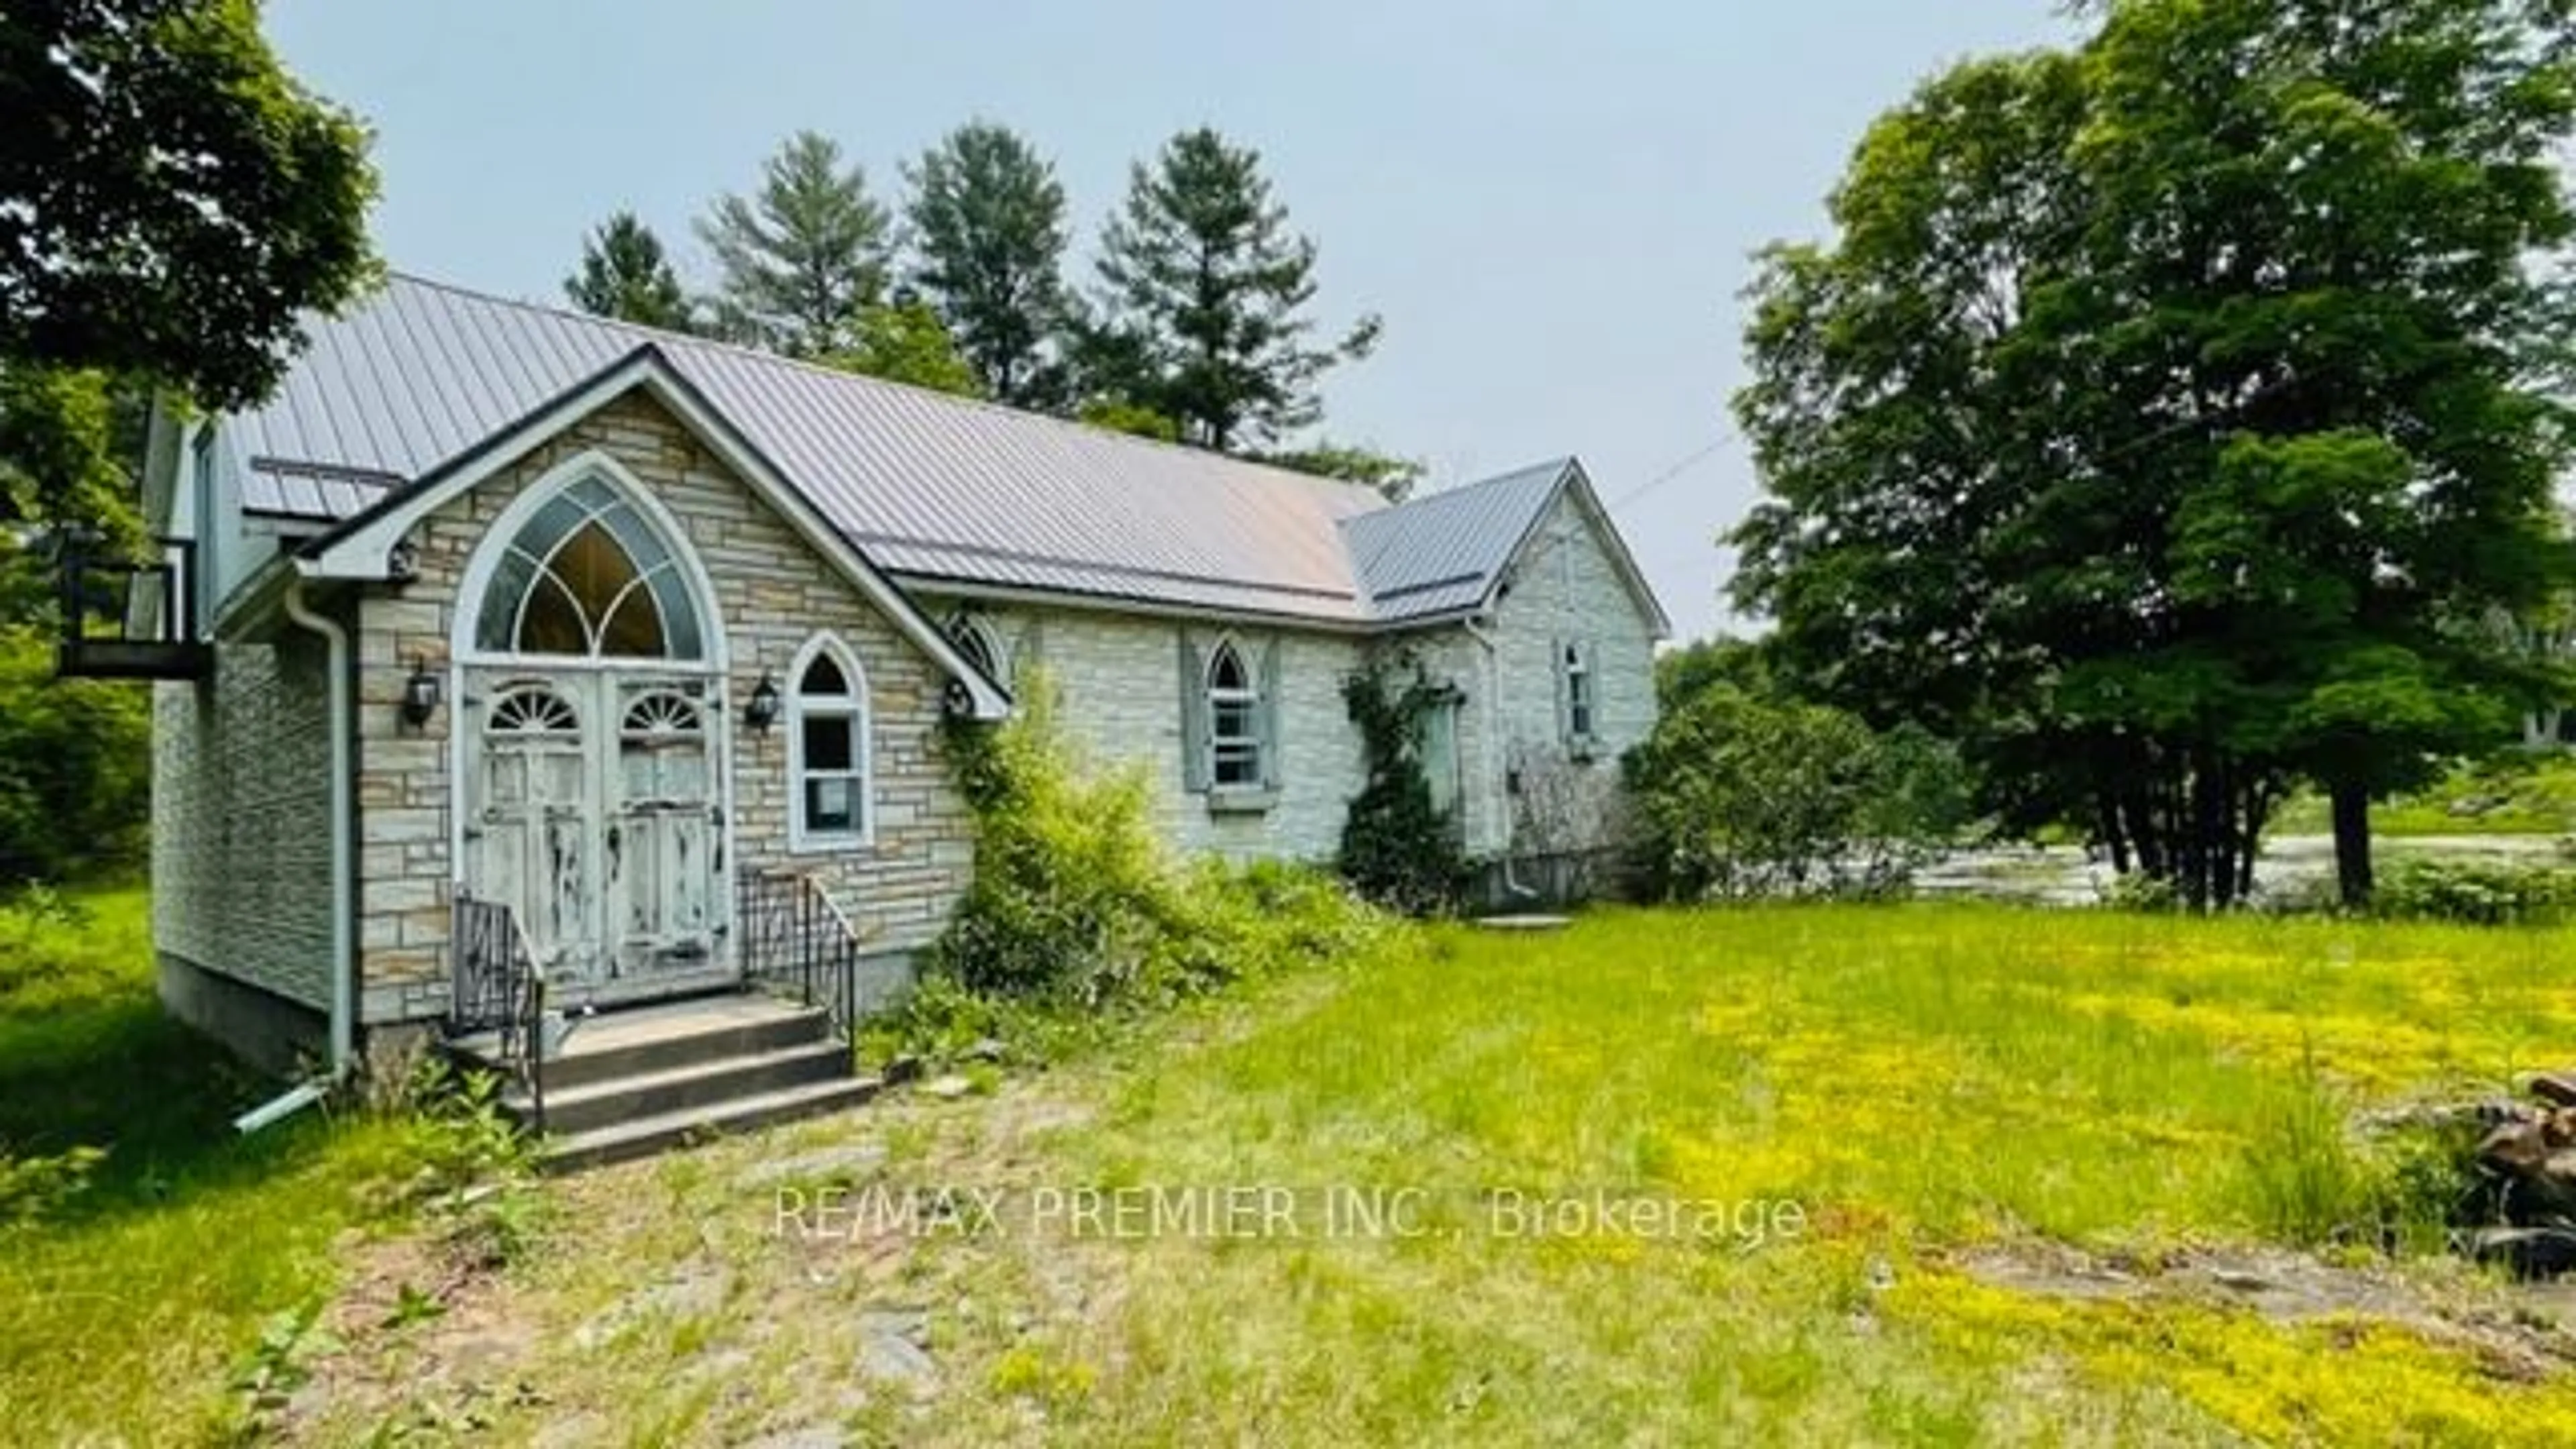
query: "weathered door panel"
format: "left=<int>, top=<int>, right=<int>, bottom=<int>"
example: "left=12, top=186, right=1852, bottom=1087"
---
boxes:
left=461, top=672, right=732, bottom=1004
left=463, top=678, right=599, bottom=985
left=602, top=682, right=726, bottom=983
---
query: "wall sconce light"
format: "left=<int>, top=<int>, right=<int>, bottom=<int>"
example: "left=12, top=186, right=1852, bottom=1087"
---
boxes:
left=400, top=655, right=442, bottom=729
left=744, top=672, right=781, bottom=733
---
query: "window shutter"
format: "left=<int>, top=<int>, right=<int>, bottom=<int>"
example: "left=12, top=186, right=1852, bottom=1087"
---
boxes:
left=1552, top=636, right=1572, bottom=745
left=1257, top=638, right=1283, bottom=790
left=1178, top=630, right=1210, bottom=792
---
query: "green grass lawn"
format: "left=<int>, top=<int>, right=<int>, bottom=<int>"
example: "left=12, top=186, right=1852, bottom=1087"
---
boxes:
left=0, top=885, right=476, bottom=1443
left=14, top=892, right=2576, bottom=1443
left=238, top=903, right=2576, bottom=1446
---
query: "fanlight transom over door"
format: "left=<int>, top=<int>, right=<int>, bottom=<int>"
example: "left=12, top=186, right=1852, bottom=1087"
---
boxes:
left=455, top=461, right=731, bottom=1004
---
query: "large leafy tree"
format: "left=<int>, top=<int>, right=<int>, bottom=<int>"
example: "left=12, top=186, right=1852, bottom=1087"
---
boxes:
left=564, top=211, right=695, bottom=331
left=904, top=121, right=1071, bottom=407
left=1, top=0, right=374, bottom=533
left=0, top=370, right=144, bottom=546
left=1733, top=0, right=2576, bottom=908
left=1091, top=127, right=1379, bottom=452
left=1, top=0, right=375, bottom=409
left=696, top=130, right=892, bottom=359
left=0, top=0, right=362, bottom=881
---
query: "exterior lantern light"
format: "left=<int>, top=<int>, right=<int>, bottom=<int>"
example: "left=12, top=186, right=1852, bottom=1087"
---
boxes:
left=745, top=672, right=782, bottom=733
left=400, top=655, right=442, bottom=728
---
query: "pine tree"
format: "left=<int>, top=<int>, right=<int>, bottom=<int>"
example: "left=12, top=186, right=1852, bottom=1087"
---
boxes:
left=1091, top=127, right=1379, bottom=451
left=904, top=121, right=1071, bottom=407
left=564, top=212, right=694, bottom=331
left=696, top=131, right=892, bottom=358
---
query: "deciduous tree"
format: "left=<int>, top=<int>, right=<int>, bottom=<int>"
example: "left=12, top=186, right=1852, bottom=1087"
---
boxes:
left=826, top=300, right=983, bottom=398
left=1, top=0, right=374, bottom=536
left=1732, top=0, right=2576, bottom=908
left=1, top=0, right=376, bottom=410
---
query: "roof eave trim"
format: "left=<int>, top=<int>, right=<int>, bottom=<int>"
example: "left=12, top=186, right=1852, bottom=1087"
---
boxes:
left=297, top=345, right=1014, bottom=720
left=896, top=573, right=1381, bottom=633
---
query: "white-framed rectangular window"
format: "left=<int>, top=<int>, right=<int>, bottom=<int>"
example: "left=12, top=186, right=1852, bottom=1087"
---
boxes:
left=788, top=635, right=870, bottom=849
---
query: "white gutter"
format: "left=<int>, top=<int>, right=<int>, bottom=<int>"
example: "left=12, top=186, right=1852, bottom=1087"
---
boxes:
left=1462, top=616, right=1538, bottom=903
left=239, top=578, right=356, bottom=1130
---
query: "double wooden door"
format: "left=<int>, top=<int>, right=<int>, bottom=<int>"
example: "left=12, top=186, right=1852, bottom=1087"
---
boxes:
left=460, top=670, right=729, bottom=1003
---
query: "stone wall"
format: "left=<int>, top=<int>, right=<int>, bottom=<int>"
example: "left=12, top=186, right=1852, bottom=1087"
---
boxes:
left=912, top=488, right=1661, bottom=873
left=1478, top=487, right=1662, bottom=859
left=351, top=387, right=976, bottom=1026
left=915, top=602, right=1374, bottom=863
left=152, top=636, right=337, bottom=1011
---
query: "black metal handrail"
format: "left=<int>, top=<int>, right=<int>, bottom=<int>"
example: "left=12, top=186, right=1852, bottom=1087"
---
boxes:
left=737, top=870, right=865, bottom=1039
left=449, top=889, right=547, bottom=1132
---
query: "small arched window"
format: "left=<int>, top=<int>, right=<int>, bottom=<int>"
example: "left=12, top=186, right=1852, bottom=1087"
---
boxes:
left=945, top=612, right=1006, bottom=685
left=788, top=637, right=869, bottom=849
left=1205, top=639, right=1262, bottom=788
left=473, top=475, right=704, bottom=660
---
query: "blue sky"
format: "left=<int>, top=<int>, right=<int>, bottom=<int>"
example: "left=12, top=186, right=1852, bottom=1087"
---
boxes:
left=268, top=1, right=2072, bottom=641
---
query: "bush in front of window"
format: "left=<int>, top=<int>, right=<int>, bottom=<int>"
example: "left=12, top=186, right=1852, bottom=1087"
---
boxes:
left=928, top=668, right=1390, bottom=1014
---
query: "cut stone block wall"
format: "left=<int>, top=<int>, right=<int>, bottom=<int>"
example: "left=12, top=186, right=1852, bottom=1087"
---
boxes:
left=915, top=602, right=1373, bottom=863
left=1483, top=488, right=1662, bottom=857
left=350, top=387, right=976, bottom=1024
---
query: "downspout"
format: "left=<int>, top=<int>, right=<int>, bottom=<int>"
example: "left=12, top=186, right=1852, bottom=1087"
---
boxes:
left=1462, top=616, right=1538, bottom=903
left=238, top=577, right=355, bottom=1131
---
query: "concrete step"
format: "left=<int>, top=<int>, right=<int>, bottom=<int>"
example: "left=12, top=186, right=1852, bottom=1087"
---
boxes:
left=507, top=1039, right=852, bottom=1136
left=543, top=1075, right=883, bottom=1173
left=454, top=994, right=833, bottom=1094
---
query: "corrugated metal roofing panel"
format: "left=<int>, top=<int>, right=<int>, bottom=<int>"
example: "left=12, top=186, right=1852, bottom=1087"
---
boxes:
left=229, top=274, right=1588, bottom=626
left=1342, top=459, right=1569, bottom=621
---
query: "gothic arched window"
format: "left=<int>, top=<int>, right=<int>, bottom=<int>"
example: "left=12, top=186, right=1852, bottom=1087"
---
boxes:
left=473, top=475, right=705, bottom=660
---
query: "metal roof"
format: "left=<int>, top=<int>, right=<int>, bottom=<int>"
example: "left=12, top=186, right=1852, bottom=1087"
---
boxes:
left=230, top=273, right=1634, bottom=628
left=1342, top=458, right=1573, bottom=623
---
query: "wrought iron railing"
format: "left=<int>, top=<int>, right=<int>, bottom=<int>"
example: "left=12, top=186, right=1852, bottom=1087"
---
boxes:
left=737, top=869, right=865, bottom=1039
left=449, top=889, right=548, bottom=1132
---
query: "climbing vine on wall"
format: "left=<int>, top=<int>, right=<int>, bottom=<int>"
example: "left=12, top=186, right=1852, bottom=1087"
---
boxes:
left=1338, top=650, right=1472, bottom=914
